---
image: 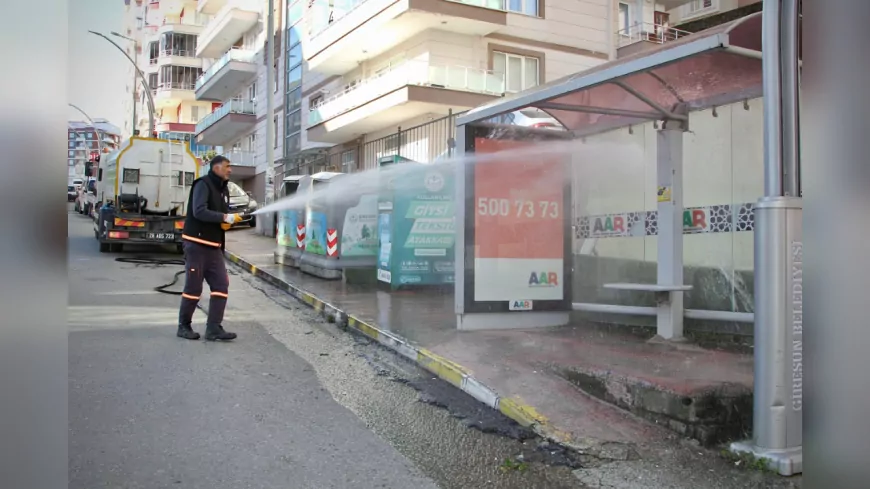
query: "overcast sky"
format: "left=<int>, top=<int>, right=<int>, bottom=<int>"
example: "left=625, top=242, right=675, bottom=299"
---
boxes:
left=67, top=0, right=129, bottom=130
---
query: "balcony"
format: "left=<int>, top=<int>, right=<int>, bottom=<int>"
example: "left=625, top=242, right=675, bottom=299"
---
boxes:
left=307, top=61, right=503, bottom=144
left=224, top=149, right=256, bottom=167
left=195, top=99, right=256, bottom=146
left=155, top=82, right=197, bottom=109
left=195, top=3, right=259, bottom=59
left=617, top=22, right=692, bottom=57
left=157, top=48, right=203, bottom=68
left=196, top=0, right=227, bottom=15
left=158, top=16, right=210, bottom=36
left=195, top=48, right=258, bottom=101
left=307, top=0, right=506, bottom=75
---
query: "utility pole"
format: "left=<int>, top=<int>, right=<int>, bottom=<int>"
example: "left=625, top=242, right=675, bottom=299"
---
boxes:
left=132, top=41, right=138, bottom=136
left=263, top=0, right=276, bottom=236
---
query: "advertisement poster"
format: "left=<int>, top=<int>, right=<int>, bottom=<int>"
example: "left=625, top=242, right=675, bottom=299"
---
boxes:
left=304, top=210, right=328, bottom=255
left=340, top=194, right=379, bottom=257
left=377, top=213, right=392, bottom=283
left=388, top=166, right=455, bottom=286
left=472, top=137, right=565, bottom=302
left=276, top=210, right=297, bottom=247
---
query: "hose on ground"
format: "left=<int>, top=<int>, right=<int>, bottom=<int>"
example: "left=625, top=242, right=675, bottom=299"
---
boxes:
left=114, top=257, right=186, bottom=295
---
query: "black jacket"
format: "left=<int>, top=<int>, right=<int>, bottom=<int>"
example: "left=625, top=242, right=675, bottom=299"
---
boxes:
left=181, top=171, right=229, bottom=249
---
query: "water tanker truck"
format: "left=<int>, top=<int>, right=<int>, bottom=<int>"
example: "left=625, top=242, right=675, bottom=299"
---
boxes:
left=93, top=137, right=200, bottom=253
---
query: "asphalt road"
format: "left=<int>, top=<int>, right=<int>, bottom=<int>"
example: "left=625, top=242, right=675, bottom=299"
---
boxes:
left=68, top=209, right=582, bottom=489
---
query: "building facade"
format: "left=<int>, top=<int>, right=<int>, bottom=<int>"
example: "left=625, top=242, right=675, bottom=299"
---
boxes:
left=123, top=0, right=216, bottom=156
left=614, top=0, right=763, bottom=57
left=191, top=0, right=284, bottom=203
left=277, top=0, right=615, bottom=178
left=67, top=120, right=122, bottom=182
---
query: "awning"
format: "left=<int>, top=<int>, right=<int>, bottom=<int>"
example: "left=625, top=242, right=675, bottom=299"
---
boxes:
left=458, top=12, right=765, bottom=137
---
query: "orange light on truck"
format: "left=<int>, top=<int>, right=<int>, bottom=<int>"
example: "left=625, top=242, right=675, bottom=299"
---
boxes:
left=108, top=231, right=129, bottom=239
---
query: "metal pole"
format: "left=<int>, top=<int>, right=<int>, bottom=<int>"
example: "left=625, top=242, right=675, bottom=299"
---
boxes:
left=731, top=0, right=802, bottom=475
left=265, top=0, right=275, bottom=204
left=761, top=0, right=783, bottom=197
left=132, top=42, right=138, bottom=137
left=257, top=0, right=276, bottom=239
left=68, top=103, right=105, bottom=159
left=88, top=31, right=155, bottom=137
left=780, top=0, right=801, bottom=197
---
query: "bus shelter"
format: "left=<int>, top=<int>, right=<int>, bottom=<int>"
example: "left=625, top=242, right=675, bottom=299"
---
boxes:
left=455, top=7, right=803, bottom=476
left=454, top=12, right=763, bottom=336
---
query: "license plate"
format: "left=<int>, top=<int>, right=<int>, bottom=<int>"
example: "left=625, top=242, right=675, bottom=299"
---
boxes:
left=146, top=233, right=174, bottom=240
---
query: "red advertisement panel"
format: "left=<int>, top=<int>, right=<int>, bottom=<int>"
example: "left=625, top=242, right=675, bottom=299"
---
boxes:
left=472, top=137, right=566, bottom=302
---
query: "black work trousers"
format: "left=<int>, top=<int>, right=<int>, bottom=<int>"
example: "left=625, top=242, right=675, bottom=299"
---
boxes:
left=178, top=240, right=229, bottom=328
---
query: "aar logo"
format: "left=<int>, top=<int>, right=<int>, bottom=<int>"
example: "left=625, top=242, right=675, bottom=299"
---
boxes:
left=528, top=271, right=559, bottom=287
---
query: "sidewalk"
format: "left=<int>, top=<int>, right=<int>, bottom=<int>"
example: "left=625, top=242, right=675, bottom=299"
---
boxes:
left=224, top=229, right=754, bottom=454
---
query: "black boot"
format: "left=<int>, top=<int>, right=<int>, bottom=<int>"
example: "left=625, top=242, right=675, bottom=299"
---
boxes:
left=205, top=323, right=237, bottom=341
left=177, top=324, right=200, bottom=340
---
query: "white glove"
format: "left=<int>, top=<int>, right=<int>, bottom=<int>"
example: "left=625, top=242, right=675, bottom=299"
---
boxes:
left=223, top=214, right=237, bottom=225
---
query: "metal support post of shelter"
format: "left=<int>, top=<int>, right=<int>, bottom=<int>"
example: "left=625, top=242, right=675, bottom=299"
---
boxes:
left=730, top=0, right=802, bottom=476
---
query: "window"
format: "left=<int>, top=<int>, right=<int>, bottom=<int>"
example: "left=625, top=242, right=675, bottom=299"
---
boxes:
left=507, top=0, right=538, bottom=16
left=148, top=41, right=159, bottom=63
left=286, top=110, right=301, bottom=135
left=274, top=116, right=279, bottom=147
left=247, top=133, right=257, bottom=151
left=492, top=51, right=539, bottom=93
left=247, top=82, right=258, bottom=104
left=309, top=94, right=323, bottom=109
left=288, top=88, right=302, bottom=112
left=618, top=2, right=630, bottom=34
left=190, top=106, right=199, bottom=123
left=159, top=32, right=197, bottom=57
left=341, top=150, right=355, bottom=173
left=159, top=65, right=202, bottom=90
left=148, top=73, right=158, bottom=91
left=287, top=66, right=302, bottom=91
left=686, top=0, right=715, bottom=14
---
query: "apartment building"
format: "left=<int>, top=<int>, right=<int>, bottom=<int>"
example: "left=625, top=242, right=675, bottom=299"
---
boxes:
left=67, top=120, right=122, bottom=181
left=615, top=0, right=763, bottom=57
left=123, top=0, right=216, bottom=156
left=280, top=0, right=613, bottom=176
left=192, top=0, right=284, bottom=203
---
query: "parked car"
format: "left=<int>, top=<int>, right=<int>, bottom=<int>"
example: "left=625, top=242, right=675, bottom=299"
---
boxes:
left=227, top=181, right=258, bottom=228
left=509, top=108, right=565, bottom=131
left=68, top=185, right=77, bottom=202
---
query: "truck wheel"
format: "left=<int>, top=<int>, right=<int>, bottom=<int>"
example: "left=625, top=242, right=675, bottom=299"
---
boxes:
left=176, top=244, right=183, bottom=254
left=250, top=216, right=257, bottom=228
left=99, top=242, right=110, bottom=253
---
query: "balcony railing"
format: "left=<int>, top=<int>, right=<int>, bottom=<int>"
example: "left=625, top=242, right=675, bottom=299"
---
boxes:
left=309, top=0, right=509, bottom=38
left=309, top=61, right=504, bottom=125
left=158, top=81, right=197, bottom=91
left=160, top=48, right=196, bottom=58
left=617, top=22, right=692, bottom=47
left=223, top=150, right=256, bottom=167
left=162, top=13, right=213, bottom=27
left=195, top=48, right=257, bottom=91
left=195, top=99, right=256, bottom=134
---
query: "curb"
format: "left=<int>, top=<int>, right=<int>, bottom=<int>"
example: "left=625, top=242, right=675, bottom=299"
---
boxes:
left=223, top=249, right=568, bottom=442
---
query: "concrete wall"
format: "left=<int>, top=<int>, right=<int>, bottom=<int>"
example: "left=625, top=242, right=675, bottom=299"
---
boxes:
left=570, top=97, right=763, bottom=314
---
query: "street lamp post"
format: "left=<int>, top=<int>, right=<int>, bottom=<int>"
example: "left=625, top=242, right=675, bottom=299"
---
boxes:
left=68, top=103, right=105, bottom=170
left=88, top=30, right=155, bottom=136
left=111, top=32, right=139, bottom=137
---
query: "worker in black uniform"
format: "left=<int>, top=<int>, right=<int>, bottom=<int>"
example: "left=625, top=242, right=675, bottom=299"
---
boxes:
left=177, top=155, right=242, bottom=341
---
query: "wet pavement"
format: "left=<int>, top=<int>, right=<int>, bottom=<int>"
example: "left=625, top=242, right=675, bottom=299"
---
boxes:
left=68, top=210, right=583, bottom=489
left=225, top=228, right=803, bottom=489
